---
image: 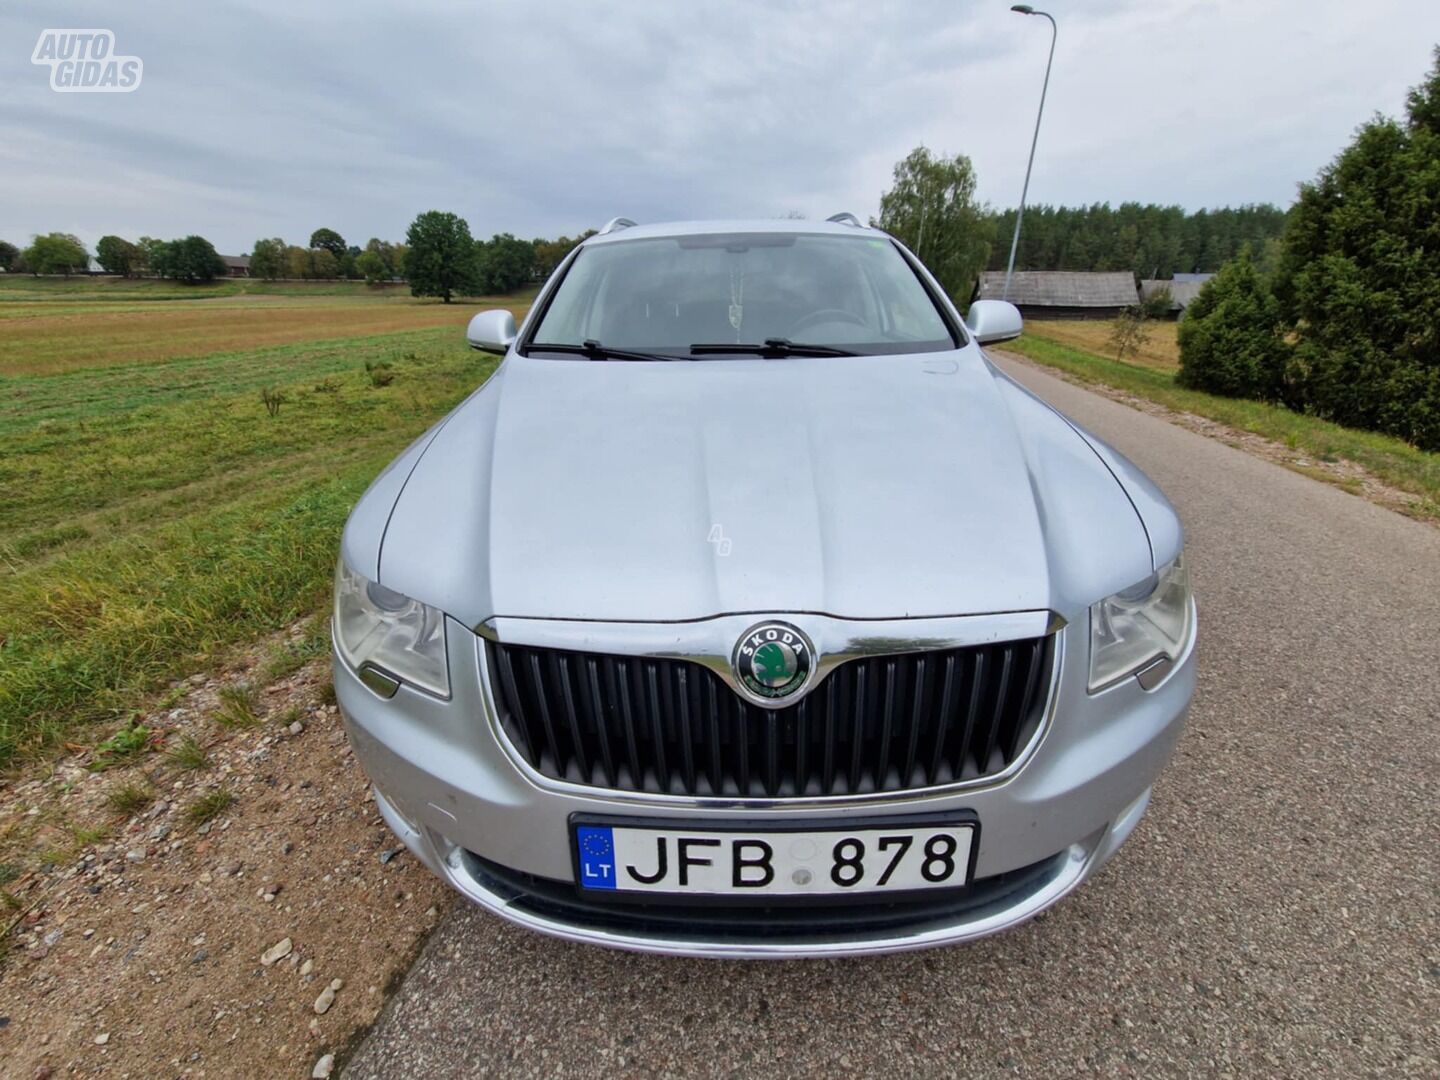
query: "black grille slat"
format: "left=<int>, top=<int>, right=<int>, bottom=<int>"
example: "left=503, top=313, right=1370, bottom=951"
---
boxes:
left=822, top=685, right=838, bottom=796
left=902, top=656, right=927, bottom=786
left=978, top=647, right=1015, bottom=774
left=956, top=651, right=986, bottom=779
left=675, top=666, right=697, bottom=795
left=733, top=696, right=750, bottom=797
left=525, top=653, right=565, bottom=775
left=848, top=663, right=868, bottom=793
left=493, top=645, right=537, bottom=764
left=583, top=658, right=618, bottom=787
left=927, top=654, right=956, bottom=786
left=609, top=658, right=642, bottom=787
left=553, top=654, right=590, bottom=783
left=644, top=662, right=670, bottom=793
left=795, top=698, right=810, bottom=798
left=705, top=678, right=723, bottom=795
left=487, top=636, right=1051, bottom=798
left=1006, top=640, right=1045, bottom=761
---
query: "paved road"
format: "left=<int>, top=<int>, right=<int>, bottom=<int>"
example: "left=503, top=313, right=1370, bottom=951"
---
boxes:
left=347, top=356, right=1439, bottom=1079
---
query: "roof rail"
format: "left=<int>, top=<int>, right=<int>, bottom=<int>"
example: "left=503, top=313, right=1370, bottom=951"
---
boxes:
left=826, top=212, right=863, bottom=228
left=597, top=217, right=637, bottom=235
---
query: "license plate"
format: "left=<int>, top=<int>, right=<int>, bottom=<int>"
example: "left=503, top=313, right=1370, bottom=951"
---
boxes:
left=572, top=817, right=976, bottom=897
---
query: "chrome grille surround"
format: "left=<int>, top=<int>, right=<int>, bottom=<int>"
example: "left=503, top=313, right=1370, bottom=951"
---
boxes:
left=476, top=610, right=1064, bottom=805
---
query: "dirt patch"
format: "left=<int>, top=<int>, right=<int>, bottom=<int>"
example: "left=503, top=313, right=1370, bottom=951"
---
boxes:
left=0, top=624, right=449, bottom=1078
left=997, top=350, right=1437, bottom=524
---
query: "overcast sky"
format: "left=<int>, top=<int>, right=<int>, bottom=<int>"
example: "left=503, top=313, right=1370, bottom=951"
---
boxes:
left=2, top=0, right=1436, bottom=255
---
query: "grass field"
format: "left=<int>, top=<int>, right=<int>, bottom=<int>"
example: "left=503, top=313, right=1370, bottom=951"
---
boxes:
left=1007, top=328, right=1440, bottom=518
left=0, top=279, right=531, bottom=765
left=1026, top=318, right=1181, bottom=372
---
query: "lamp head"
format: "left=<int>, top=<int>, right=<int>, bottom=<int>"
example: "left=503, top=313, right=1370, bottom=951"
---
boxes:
left=1011, top=4, right=1036, bottom=12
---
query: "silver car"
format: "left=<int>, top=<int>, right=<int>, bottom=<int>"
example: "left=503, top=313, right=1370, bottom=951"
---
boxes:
left=332, top=216, right=1196, bottom=958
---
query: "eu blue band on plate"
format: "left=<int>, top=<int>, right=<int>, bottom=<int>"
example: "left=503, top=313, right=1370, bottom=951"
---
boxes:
left=575, top=826, right=617, bottom=890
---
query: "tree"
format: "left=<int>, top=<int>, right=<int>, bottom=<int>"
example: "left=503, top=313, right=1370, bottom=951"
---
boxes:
left=167, top=236, right=227, bottom=285
left=0, top=241, right=18, bottom=272
left=308, top=248, right=339, bottom=279
left=1177, top=248, right=1288, bottom=401
left=363, top=238, right=398, bottom=277
left=876, top=147, right=992, bottom=302
left=475, top=233, right=536, bottom=293
left=1270, top=46, right=1440, bottom=449
left=532, top=232, right=594, bottom=279
left=96, top=235, right=140, bottom=276
left=140, top=237, right=172, bottom=279
left=23, top=233, right=89, bottom=276
left=355, top=250, right=390, bottom=284
left=309, top=228, right=346, bottom=260
left=404, top=211, right=479, bottom=302
left=1109, top=307, right=1153, bottom=361
left=250, top=237, right=287, bottom=280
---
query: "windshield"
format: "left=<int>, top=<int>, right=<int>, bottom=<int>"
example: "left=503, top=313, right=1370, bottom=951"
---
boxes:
left=528, top=233, right=957, bottom=357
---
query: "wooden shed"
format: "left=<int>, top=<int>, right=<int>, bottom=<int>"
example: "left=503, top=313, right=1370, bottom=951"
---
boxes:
left=1140, top=275, right=1212, bottom=319
left=973, top=271, right=1138, bottom=320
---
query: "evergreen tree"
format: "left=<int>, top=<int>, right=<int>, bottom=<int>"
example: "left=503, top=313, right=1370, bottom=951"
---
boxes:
left=1274, top=46, right=1440, bottom=449
left=1177, top=249, right=1288, bottom=401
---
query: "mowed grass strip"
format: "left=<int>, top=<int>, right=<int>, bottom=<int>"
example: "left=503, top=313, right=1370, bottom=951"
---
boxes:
left=1026, top=318, right=1181, bottom=373
left=0, top=292, right=505, bottom=765
left=0, top=335, right=499, bottom=546
left=0, top=293, right=529, bottom=377
left=1003, top=332, right=1440, bottom=516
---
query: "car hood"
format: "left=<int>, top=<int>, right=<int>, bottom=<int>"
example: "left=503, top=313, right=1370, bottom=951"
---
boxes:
left=372, top=349, right=1153, bottom=626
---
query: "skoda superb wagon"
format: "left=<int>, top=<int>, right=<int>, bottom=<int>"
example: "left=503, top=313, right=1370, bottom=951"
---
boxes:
left=332, top=215, right=1196, bottom=957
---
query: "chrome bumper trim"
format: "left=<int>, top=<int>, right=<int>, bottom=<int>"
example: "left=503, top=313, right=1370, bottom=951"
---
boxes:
left=377, top=786, right=1124, bottom=959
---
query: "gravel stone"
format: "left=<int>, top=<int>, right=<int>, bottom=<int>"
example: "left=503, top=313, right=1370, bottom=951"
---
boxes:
left=260, top=937, right=293, bottom=966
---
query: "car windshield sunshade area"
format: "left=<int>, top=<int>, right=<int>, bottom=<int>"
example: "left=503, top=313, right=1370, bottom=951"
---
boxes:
left=529, top=233, right=957, bottom=357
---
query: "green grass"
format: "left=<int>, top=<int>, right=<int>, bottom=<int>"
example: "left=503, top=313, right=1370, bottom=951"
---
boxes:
left=0, top=276, right=412, bottom=303
left=164, top=733, right=212, bottom=771
left=1004, top=332, right=1440, bottom=517
left=0, top=297, right=500, bottom=765
left=106, top=781, right=154, bottom=816
left=87, top=724, right=153, bottom=771
left=186, top=788, right=234, bottom=824
left=214, top=684, right=263, bottom=728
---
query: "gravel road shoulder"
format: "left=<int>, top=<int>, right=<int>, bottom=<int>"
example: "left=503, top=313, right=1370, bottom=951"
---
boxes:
left=0, top=624, right=449, bottom=1079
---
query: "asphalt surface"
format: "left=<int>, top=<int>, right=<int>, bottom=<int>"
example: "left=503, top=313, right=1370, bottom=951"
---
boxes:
left=347, top=355, right=1439, bottom=1079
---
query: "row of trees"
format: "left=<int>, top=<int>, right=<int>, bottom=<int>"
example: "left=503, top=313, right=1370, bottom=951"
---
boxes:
left=1179, top=48, right=1440, bottom=451
left=1, top=221, right=588, bottom=297
left=400, top=211, right=593, bottom=302
left=0, top=233, right=231, bottom=281
left=983, top=202, right=1288, bottom=280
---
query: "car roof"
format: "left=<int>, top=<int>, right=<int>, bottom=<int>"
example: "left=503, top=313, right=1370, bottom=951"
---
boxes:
left=581, top=218, right=889, bottom=246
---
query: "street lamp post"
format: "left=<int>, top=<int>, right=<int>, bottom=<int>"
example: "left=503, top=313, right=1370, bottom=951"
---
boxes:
left=1002, top=4, right=1057, bottom=301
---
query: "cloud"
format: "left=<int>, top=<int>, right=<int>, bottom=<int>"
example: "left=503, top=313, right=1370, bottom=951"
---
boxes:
left=0, top=0, right=1435, bottom=254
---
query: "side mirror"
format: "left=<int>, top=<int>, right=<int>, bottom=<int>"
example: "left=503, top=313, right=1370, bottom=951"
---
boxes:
left=466, top=309, right=517, bottom=355
left=965, top=300, right=1023, bottom=345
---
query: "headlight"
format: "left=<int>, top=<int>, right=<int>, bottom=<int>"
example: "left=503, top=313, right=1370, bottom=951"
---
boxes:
left=1089, top=554, right=1192, bottom=692
left=333, top=560, right=449, bottom=697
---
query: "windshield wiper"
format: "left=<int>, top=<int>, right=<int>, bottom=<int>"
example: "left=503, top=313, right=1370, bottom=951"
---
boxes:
left=528, top=340, right=679, bottom=362
left=689, top=338, right=857, bottom=358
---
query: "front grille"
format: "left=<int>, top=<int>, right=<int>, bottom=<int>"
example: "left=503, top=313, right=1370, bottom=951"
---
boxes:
left=485, top=636, right=1053, bottom=798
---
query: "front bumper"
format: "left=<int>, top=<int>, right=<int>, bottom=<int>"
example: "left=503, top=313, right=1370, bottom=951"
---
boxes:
left=336, top=609, right=1195, bottom=958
